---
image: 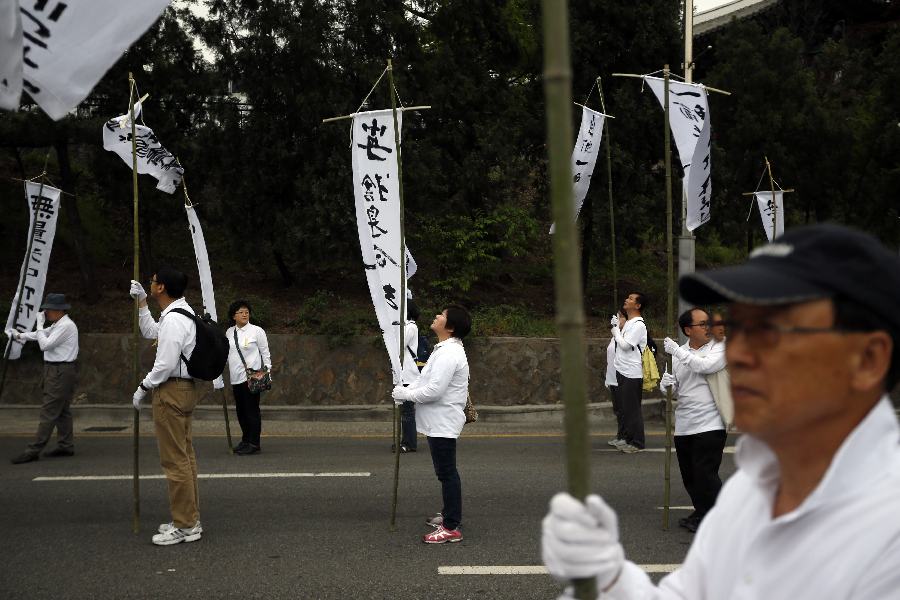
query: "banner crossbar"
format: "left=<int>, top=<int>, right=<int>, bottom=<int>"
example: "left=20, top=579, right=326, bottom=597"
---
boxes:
left=322, top=105, right=431, bottom=124
left=611, top=73, right=731, bottom=96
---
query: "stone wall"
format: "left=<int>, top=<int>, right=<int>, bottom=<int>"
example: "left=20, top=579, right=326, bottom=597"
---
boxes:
left=0, top=334, right=624, bottom=406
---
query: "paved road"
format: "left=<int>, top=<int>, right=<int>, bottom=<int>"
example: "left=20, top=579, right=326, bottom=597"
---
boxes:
left=0, top=430, right=737, bottom=599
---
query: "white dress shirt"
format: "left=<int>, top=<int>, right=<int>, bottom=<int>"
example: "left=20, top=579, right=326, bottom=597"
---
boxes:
left=603, top=397, right=900, bottom=599
left=138, top=298, right=196, bottom=389
left=670, top=340, right=725, bottom=436
left=226, top=322, right=271, bottom=384
left=401, top=321, right=420, bottom=386
left=18, top=314, right=78, bottom=362
left=613, top=317, right=647, bottom=379
left=405, top=336, right=469, bottom=439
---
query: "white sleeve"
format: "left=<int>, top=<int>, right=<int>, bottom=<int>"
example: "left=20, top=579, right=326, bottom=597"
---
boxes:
left=618, top=321, right=646, bottom=353
left=257, top=327, right=272, bottom=370
left=33, top=320, right=75, bottom=352
left=405, top=348, right=454, bottom=404
left=141, top=318, right=185, bottom=389
left=677, top=343, right=725, bottom=375
left=138, top=306, right=160, bottom=340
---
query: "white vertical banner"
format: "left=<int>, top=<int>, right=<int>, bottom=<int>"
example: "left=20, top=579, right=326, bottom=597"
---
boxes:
left=185, top=204, right=224, bottom=389
left=550, top=105, right=605, bottom=234
left=351, top=109, right=404, bottom=384
left=644, top=77, right=712, bottom=231
left=4, top=182, right=62, bottom=360
left=1, top=0, right=172, bottom=120
left=754, top=191, right=785, bottom=242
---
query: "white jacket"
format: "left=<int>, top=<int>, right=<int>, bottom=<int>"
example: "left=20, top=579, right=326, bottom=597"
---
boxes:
left=405, top=337, right=469, bottom=439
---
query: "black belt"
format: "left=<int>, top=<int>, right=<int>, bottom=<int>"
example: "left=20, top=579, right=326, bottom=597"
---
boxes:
left=44, top=360, right=76, bottom=365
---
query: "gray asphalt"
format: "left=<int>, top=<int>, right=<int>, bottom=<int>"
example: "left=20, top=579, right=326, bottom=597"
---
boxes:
left=0, top=430, right=737, bottom=599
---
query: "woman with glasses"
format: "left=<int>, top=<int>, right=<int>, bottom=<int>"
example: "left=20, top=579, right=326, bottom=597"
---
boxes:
left=225, top=300, right=272, bottom=455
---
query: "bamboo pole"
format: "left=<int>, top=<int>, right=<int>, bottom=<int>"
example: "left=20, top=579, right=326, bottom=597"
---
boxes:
left=596, top=78, right=618, bottom=312
left=662, top=66, right=676, bottom=532
left=0, top=154, right=51, bottom=402
left=541, top=1, right=594, bottom=598
left=128, top=73, right=141, bottom=535
left=388, top=58, right=407, bottom=532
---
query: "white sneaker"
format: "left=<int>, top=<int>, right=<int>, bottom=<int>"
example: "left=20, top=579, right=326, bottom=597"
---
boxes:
left=152, top=523, right=202, bottom=545
left=607, top=438, right=625, bottom=447
left=619, top=444, right=643, bottom=454
left=158, top=520, right=202, bottom=534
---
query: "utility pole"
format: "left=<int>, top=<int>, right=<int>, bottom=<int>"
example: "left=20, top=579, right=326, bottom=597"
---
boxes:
left=677, top=0, right=695, bottom=332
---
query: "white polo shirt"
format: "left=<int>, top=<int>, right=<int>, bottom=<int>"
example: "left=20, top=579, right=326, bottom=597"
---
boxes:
left=604, top=397, right=900, bottom=599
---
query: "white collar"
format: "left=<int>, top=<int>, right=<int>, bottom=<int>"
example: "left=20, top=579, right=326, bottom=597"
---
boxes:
left=160, top=297, right=189, bottom=318
left=434, top=337, right=463, bottom=349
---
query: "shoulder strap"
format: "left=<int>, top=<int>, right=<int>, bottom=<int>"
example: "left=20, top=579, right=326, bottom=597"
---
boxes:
left=233, top=328, right=250, bottom=370
left=166, top=307, right=196, bottom=369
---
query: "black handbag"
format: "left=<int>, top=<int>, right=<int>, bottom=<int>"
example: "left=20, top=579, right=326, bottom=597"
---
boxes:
left=233, top=328, right=272, bottom=394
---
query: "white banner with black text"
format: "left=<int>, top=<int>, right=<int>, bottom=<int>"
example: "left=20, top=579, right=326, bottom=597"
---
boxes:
left=351, top=109, right=405, bottom=384
left=102, top=101, right=184, bottom=194
left=4, top=182, right=62, bottom=360
left=185, top=204, right=224, bottom=389
left=645, top=77, right=712, bottom=231
left=550, top=105, right=605, bottom=234
left=754, top=191, right=785, bottom=242
left=0, top=0, right=171, bottom=119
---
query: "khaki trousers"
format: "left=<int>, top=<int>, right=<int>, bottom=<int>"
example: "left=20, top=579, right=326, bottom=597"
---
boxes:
left=27, top=362, right=77, bottom=453
left=152, top=379, right=200, bottom=528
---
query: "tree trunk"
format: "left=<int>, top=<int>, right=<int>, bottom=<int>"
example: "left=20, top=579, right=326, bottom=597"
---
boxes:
left=54, top=138, right=98, bottom=302
left=272, top=245, right=295, bottom=287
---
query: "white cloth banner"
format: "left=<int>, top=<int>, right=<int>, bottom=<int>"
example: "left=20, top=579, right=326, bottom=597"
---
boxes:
left=645, top=77, right=712, bottom=231
left=102, top=102, right=184, bottom=194
left=550, top=105, right=605, bottom=234
left=4, top=181, right=62, bottom=360
left=0, top=0, right=171, bottom=120
left=351, top=109, right=405, bottom=384
left=185, top=204, right=224, bottom=389
left=754, top=191, right=785, bottom=242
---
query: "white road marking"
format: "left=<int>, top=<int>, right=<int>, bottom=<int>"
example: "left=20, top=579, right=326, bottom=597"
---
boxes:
left=657, top=506, right=694, bottom=510
left=438, top=564, right=680, bottom=575
left=33, top=472, right=371, bottom=482
left=598, top=446, right=735, bottom=454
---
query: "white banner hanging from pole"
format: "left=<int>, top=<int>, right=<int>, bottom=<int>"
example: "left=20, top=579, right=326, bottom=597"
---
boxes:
left=550, top=105, right=605, bottom=234
left=754, top=191, right=784, bottom=242
left=102, top=101, right=184, bottom=194
left=645, top=77, right=712, bottom=231
left=185, top=204, right=224, bottom=389
left=4, top=182, right=62, bottom=360
left=351, top=109, right=404, bottom=384
left=0, top=0, right=172, bottom=120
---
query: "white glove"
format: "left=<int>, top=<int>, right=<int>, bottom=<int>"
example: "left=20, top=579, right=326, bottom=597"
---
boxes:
left=133, top=386, right=147, bottom=410
left=36, top=311, right=45, bottom=331
left=609, top=314, right=619, bottom=328
left=392, top=385, right=411, bottom=404
left=542, top=493, right=624, bottom=591
left=663, top=337, right=680, bottom=356
left=4, top=328, right=19, bottom=341
left=659, top=371, right=676, bottom=393
left=129, top=280, right=147, bottom=301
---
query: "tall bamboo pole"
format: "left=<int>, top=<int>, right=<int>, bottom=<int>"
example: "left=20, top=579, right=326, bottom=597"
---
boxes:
left=662, top=66, right=675, bottom=531
left=765, top=156, right=777, bottom=239
left=387, top=58, right=407, bottom=531
left=0, top=157, right=49, bottom=402
left=596, top=78, right=618, bottom=311
left=128, top=73, right=141, bottom=535
left=542, top=2, right=594, bottom=598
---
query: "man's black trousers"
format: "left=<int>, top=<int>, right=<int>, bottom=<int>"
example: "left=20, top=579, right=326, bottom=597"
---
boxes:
left=674, top=429, right=727, bottom=520
left=614, top=372, right=645, bottom=449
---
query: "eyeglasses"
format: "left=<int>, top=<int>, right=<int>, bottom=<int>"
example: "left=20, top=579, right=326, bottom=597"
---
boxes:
left=686, top=321, right=709, bottom=329
left=234, top=310, right=250, bottom=316
left=720, top=319, right=858, bottom=348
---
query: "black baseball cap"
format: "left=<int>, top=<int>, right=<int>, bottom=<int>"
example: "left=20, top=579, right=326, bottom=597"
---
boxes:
left=679, top=223, right=900, bottom=334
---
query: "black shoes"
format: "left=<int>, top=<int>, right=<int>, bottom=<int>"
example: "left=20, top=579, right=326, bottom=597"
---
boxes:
left=235, top=443, right=260, bottom=455
left=43, top=448, right=74, bottom=458
left=391, top=444, right=417, bottom=454
left=11, top=452, right=39, bottom=464
left=678, top=514, right=701, bottom=532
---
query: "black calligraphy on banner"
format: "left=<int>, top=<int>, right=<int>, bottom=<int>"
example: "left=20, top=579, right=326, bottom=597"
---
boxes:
left=357, top=118, right=393, bottom=161
left=19, top=1, right=69, bottom=95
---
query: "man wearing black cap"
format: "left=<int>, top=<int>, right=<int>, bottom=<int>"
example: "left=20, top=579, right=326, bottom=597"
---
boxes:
left=541, top=223, right=900, bottom=598
left=6, top=293, right=79, bottom=464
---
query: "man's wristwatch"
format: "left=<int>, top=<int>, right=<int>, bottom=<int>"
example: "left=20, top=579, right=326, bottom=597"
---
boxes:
left=139, top=383, right=149, bottom=392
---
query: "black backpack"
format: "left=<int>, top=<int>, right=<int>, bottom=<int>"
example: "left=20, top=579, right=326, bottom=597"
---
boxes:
left=169, top=308, right=229, bottom=381
left=407, top=333, right=432, bottom=372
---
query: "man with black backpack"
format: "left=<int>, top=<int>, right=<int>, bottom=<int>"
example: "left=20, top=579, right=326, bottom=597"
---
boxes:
left=129, top=267, right=205, bottom=546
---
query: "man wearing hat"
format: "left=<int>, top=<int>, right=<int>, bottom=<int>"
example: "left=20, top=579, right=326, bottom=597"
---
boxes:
left=6, top=293, right=79, bottom=464
left=541, top=223, right=900, bottom=598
